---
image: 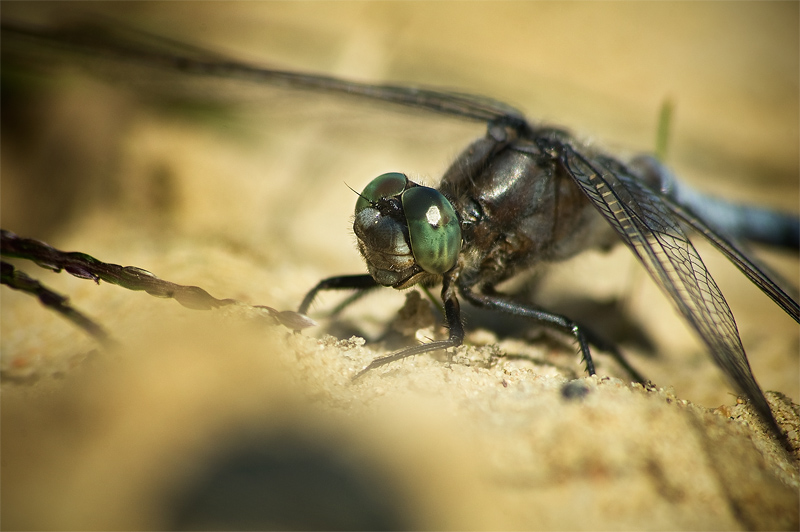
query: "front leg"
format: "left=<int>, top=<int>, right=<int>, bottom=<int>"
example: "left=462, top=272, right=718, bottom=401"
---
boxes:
left=352, top=273, right=464, bottom=380
left=296, top=274, right=379, bottom=320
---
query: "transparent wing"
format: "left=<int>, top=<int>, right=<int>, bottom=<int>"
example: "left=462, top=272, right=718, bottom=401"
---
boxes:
left=1, top=21, right=526, bottom=126
left=560, top=144, right=784, bottom=438
left=659, top=195, right=800, bottom=321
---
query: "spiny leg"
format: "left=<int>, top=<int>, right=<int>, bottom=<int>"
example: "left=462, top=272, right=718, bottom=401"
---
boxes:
left=297, top=274, right=379, bottom=319
left=460, top=289, right=600, bottom=377
left=352, top=274, right=464, bottom=380
left=578, top=326, right=646, bottom=384
left=462, top=289, right=646, bottom=383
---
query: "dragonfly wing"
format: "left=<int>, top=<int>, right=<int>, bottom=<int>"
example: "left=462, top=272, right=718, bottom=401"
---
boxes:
left=560, top=144, right=784, bottom=440
left=2, top=21, right=526, bottom=126
left=659, top=196, right=799, bottom=321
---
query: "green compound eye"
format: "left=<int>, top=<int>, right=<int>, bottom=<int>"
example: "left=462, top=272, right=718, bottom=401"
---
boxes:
left=355, top=172, right=408, bottom=215
left=401, top=186, right=461, bottom=274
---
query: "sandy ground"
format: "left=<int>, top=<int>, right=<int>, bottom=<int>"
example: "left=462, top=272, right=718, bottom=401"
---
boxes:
left=2, top=2, right=799, bottom=529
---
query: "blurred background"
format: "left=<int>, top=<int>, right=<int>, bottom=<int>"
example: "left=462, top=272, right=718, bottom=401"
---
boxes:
left=2, top=1, right=798, bottom=529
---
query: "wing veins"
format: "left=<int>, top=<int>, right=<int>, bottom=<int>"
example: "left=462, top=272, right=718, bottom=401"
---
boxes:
left=561, top=145, right=782, bottom=439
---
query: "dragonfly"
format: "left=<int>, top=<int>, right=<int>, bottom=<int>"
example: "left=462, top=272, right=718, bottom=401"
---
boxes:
left=2, top=20, right=798, bottom=445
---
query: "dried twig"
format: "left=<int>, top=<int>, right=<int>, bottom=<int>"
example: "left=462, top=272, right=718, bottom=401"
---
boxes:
left=1, top=261, right=114, bottom=346
left=1, top=229, right=315, bottom=340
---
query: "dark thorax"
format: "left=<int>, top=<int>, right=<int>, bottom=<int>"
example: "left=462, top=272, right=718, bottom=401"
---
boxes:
left=440, top=125, right=617, bottom=291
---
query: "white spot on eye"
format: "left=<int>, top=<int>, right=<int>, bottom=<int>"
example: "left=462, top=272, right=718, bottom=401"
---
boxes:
left=425, top=205, right=441, bottom=227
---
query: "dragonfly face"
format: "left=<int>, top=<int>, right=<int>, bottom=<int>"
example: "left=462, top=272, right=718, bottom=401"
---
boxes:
left=353, top=172, right=461, bottom=289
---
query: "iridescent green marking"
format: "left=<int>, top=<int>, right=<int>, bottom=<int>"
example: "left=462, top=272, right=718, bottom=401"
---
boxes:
left=402, top=186, right=461, bottom=274
left=355, top=172, right=408, bottom=214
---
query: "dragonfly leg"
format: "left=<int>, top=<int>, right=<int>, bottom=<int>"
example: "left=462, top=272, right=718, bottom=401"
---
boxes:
left=296, top=274, right=378, bottom=323
left=352, top=274, right=464, bottom=380
left=579, top=327, right=646, bottom=384
left=459, top=288, right=599, bottom=377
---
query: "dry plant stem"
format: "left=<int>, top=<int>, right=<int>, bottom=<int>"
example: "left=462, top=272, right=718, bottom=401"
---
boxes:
left=0, top=229, right=315, bottom=331
left=1, top=229, right=237, bottom=310
left=1, top=261, right=113, bottom=346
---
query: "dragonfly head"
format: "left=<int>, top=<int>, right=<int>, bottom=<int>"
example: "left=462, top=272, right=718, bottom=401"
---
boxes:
left=353, top=172, right=461, bottom=289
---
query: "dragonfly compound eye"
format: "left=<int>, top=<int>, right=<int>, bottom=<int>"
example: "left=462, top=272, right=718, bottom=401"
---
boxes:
left=354, top=172, right=408, bottom=215
left=401, top=186, right=461, bottom=274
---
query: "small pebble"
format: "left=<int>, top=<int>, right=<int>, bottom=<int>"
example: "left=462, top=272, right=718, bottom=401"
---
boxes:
left=561, top=379, right=591, bottom=401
